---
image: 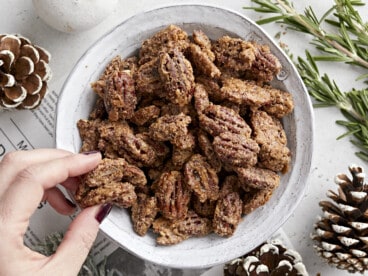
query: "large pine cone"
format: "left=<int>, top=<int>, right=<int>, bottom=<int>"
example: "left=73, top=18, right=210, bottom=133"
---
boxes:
left=312, top=164, right=368, bottom=273
left=223, top=241, right=308, bottom=275
left=0, top=34, right=51, bottom=110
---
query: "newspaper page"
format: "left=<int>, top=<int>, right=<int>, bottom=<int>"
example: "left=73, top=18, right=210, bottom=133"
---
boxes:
left=0, top=77, right=207, bottom=275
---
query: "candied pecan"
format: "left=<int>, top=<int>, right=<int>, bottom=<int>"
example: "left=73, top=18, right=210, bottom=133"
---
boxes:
left=153, top=171, right=191, bottom=221
left=245, top=43, right=281, bottom=83
left=184, top=154, right=219, bottom=202
left=103, top=71, right=137, bottom=121
left=88, top=97, right=107, bottom=120
left=152, top=217, right=188, bottom=245
left=135, top=57, right=163, bottom=95
left=198, top=104, right=252, bottom=137
left=129, top=105, right=160, bottom=126
left=117, top=131, right=158, bottom=167
left=136, top=132, right=170, bottom=167
left=192, top=29, right=215, bottom=61
left=236, top=166, right=280, bottom=191
left=213, top=36, right=256, bottom=72
left=197, top=130, right=222, bottom=172
left=213, top=192, right=243, bottom=237
left=172, top=146, right=194, bottom=167
left=174, top=210, right=212, bottom=237
left=213, top=132, right=260, bottom=167
left=76, top=181, right=136, bottom=208
left=192, top=196, right=217, bottom=218
left=194, top=83, right=210, bottom=114
left=196, top=75, right=225, bottom=102
left=132, top=193, right=158, bottom=236
left=139, top=25, right=189, bottom=65
left=242, top=188, right=273, bottom=215
left=218, top=175, right=241, bottom=199
left=220, top=77, right=272, bottom=107
left=250, top=110, right=291, bottom=172
left=77, top=119, right=101, bottom=152
left=149, top=113, right=191, bottom=148
left=261, top=85, right=294, bottom=118
left=91, top=56, right=138, bottom=97
left=152, top=211, right=212, bottom=245
left=75, top=158, right=143, bottom=208
left=158, top=48, right=195, bottom=106
left=187, top=43, right=220, bottom=78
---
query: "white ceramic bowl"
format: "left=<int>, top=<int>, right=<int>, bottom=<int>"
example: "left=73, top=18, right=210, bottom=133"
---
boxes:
left=56, top=4, right=314, bottom=269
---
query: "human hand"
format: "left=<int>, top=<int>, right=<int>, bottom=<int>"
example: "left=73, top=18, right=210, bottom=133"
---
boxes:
left=0, top=149, right=111, bottom=276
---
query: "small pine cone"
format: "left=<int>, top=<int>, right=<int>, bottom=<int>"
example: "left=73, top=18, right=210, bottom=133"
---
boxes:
left=0, top=34, right=52, bottom=110
left=312, top=164, right=368, bottom=273
left=223, top=240, right=308, bottom=275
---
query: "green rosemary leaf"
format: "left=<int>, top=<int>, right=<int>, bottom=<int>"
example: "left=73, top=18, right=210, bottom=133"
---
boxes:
left=256, top=15, right=288, bottom=24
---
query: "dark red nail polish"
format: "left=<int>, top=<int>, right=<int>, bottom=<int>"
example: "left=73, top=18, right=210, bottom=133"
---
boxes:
left=95, top=203, right=113, bottom=223
left=66, top=198, right=77, bottom=208
left=82, top=150, right=100, bottom=155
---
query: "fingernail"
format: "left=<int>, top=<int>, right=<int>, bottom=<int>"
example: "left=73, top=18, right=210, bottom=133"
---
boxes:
left=66, top=198, right=77, bottom=208
left=82, top=150, right=100, bottom=155
left=95, top=203, right=113, bottom=224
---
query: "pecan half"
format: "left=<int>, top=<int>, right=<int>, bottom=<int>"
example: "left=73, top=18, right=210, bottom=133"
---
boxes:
left=198, top=104, right=252, bottom=137
left=153, top=171, right=191, bottom=221
left=77, top=119, right=101, bottom=152
left=135, top=57, right=163, bottom=95
left=132, top=193, right=158, bottom=236
left=213, top=192, right=243, bottom=237
left=192, top=29, right=215, bottom=61
left=152, top=217, right=188, bottom=245
left=103, top=71, right=137, bottom=121
left=242, top=188, right=273, bottom=215
left=184, top=154, right=219, bottom=202
left=213, top=132, right=260, bottom=167
left=193, top=83, right=210, bottom=114
left=149, top=113, right=191, bottom=148
left=213, top=36, right=256, bottom=72
left=187, top=43, right=221, bottom=78
left=250, top=110, right=291, bottom=173
left=261, top=85, right=294, bottom=118
left=236, top=166, right=280, bottom=191
left=158, top=48, right=195, bottom=106
left=129, top=105, right=160, bottom=126
left=197, top=130, right=222, bottom=172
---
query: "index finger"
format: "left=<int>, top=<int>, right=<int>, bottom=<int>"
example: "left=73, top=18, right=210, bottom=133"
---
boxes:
left=0, top=149, right=73, bottom=195
left=0, top=152, right=101, bottom=236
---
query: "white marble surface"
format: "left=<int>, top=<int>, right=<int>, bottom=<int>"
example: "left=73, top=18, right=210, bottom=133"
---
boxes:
left=1, top=1, right=367, bottom=275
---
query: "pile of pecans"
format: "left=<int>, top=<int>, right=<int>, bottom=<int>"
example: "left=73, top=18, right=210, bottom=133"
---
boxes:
left=75, top=25, right=294, bottom=245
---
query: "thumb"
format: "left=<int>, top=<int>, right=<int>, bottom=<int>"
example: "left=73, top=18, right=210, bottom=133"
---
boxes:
left=49, top=204, right=112, bottom=275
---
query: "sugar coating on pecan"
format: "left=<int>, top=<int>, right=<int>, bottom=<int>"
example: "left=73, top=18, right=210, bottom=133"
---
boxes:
left=158, top=48, right=195, bottom=106
left=192, top=196, right=217, bottom=218
left=192, top=29, right=215, bottom=61
left=131, top=193, right=158, bottom=236
left=187, top=43, right=221, bottom=78
left=245, top=43, right=282, bottom=83
left=250, top=110, right=291, bottom=173
left=197, top=130, right=222, bottom=172
left=153, top=171, right=191, bottom=221
left=199, top=104, right=252, bottom=137
left=218, top=175, right=241, bottom=199
left=77, top=119, right=101, bottom=152
left=184, top=154, right=219, bottom=202
left=149, top=113, right=191, bottom=148
left=220, top=77, right=272, bottom=107
left=135, top=57, right=163, bottom=95
left=139, top=25, right=189, bottom=65
left=102, top=71, right=137, bottom=121
left=194, top=83, right=210, bottom=114
left=213, top=36, right=256, bottom=72
left=130, top=105, right=160, bottom=126
left=213, top=132, right=260, bottom=167
left=213, top=192, right=243, bottom=237
left=236, top=166, right=280, bottom=191
left=242, top=188, right=273, bottom=215
left=152, top=210, right=212, bottom=245
left=261, top=85, right=294, bottom=118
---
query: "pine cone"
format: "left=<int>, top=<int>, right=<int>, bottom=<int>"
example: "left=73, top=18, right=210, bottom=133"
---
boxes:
left=0, top=34, right=51, bottom=110
left=312, top=164, right=368, bottom=273
left=223, top=241, right=308, bottom=275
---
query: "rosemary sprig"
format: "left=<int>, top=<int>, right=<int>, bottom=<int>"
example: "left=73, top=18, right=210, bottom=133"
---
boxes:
left=244, top=0, right=368, bottom=72
left=244, top=0, right=368, bottom=161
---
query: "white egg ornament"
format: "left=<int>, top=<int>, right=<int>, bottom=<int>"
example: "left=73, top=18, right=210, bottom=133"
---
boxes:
left=32, top=0, right=118, bottom=33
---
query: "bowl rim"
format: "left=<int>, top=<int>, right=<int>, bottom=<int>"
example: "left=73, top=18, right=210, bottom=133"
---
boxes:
left=55, top=3, right=314, bottom=269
